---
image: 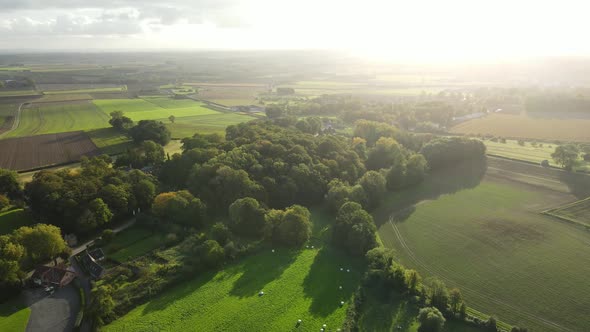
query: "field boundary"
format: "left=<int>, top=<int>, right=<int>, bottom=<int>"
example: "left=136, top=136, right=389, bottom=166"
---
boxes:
left=487, top=154, right=590, bottom=174
left=542, top=197, right=590, bottom=230
left=0, top=102, right=27, bottom=139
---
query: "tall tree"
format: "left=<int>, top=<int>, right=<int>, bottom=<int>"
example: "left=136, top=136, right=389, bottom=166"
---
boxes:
left=13, top=224, right=67, bottom=262
left=108, top=111, right=134, bottom=131
left=275, top=205, right=312, bottom=246
left=366, top=137, right=404, bottom=170
left=551, top=144, right=579, bottom=170
left=228, top=197, right=268, bottom=238
left=129, top=120, right=171, bottom=146
left=0, top=168, right=21, bottom=199
left=358, top=171, right=386, bottom=209
left=333, top=202, right=378, bottom=256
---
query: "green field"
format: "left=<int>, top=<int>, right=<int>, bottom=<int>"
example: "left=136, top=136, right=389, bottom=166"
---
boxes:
left=483, top=139, right=590, bottom=172
left=0, top=103, right=17, bottom=128
left=0, top=209, right=34, bottom=235
left=0, top=299, right=31, bottom=332
left=43, top=86, right=126, bottom=95
left=373, top=158, right=590, bottom=331
left=86, top=128, right=133, bottom=155
left=0, top=90, right=40, bottom=97
left=105, top=227, right=163, bottom=262
left=93, top=98, right=218, bottom=122
left=5, top=102, right=110, bottom=138
left=32, top=94, right=93, bottom=103
left=104, top=246, right=361, bottom=332
left=166, top=113, right=255, bottom=138
left=543, top=197, right=590, bottom=228
left=0, top=67, right=29, bottom=71
left=105, top=207, right=363, bottom=332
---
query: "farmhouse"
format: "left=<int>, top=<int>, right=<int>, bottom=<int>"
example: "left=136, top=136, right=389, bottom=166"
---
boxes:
left=32, top=265, right=77, bottom=288
left=79, top=249, right=106, bottom=279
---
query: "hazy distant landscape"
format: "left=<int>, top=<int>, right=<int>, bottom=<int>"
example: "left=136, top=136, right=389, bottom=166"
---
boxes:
left=2, top=0, right=590, bottom=331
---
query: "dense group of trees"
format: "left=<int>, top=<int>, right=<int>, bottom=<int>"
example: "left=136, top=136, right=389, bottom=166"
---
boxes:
left=0, top=224, right=69, bottom=300
left=130, top=120, right=171, bottom=146
left=332, top=202, right=377, bottom=256
left=115, top=140, right=165, bottom=169
left=420, top=137, right=486, bottom=169
left=25, top=155, right=158, bottom=234
left=152, top=190, right=206, bottom=227
left=108, top=110, right=171, bottom=146
left=160, top=122, right=366, bottom=212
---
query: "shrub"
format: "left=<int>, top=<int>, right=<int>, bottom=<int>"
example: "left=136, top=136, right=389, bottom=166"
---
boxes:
left=165, top=233, right=178, bottom=246
left=102, top=229, right=115, bottom=243
left=211, top=222, right=230, bottom=246
left=417, top=307, right=446, bottom=332
left=0, top=194, right=9, bottom=210
left=485, top=316, right=498, bottom=331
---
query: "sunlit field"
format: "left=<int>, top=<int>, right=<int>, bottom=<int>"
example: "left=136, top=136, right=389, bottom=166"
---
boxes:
left=373, top=158, right=590, bottom=331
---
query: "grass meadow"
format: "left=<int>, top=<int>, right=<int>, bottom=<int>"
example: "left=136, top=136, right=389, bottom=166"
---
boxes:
left=0, top=209, right=34, bottom=235
left=86, top=128, right=133, bottom=155
left=451, top=114, right=590, bottom=142
left=483, top=139, right=590, bottom=172
left=104, top=208, right=364, bottom=332
left=43, top=86, right=126, bottom=94
left=5, top=102, right=110, bottom=138
left=166, top=112, right=255, bottom=138
left=0, top=299, right=31, bottom=332
left=93, top=98, right=218, bottom=122
left=104, top=247, right=362, bottom=332
left=373, top=158, right=590, bottom=332
left=0, top=103, right=17, bottom=129
left=0, top=90, right=40, bottom=97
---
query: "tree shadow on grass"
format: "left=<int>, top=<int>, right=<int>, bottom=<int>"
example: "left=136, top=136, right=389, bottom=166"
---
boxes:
left=373, top=157, right=488, bottom=227
left=141, top=268, right=219, bottom=315
left=229, top=248, right=299, bottom=298
left=303, top=246, right=364, bottom=318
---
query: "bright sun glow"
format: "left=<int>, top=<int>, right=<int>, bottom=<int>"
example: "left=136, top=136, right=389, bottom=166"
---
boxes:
left=1, top=0, right=590, bottom=61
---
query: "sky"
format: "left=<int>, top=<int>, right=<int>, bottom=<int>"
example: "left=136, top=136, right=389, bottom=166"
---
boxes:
left=0, top=0, right=589, bottom=61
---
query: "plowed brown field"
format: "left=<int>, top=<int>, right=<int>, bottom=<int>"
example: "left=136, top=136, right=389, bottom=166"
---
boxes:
left=0, top=131, right=99, bottom=171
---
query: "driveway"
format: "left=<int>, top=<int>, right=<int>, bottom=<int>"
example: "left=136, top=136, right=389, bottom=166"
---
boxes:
left=23, top=284, right=80, bottom=332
